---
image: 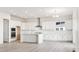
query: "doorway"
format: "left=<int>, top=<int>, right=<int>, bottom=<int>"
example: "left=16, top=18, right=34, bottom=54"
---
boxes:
left=16, top=26, right=21, bottom=42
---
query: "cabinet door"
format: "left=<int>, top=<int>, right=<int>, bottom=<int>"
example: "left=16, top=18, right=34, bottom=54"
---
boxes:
left=57, top=31, right=63, bottom=41
left=43, top=31, right=58, bottom=41
left=63, top=31, right=72, bottom=41
left=22, top=34, right=37, bottom=42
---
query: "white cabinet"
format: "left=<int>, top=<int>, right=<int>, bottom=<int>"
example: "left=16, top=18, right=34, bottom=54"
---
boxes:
left=43, top=31, right=72, bottom=41
left=43, top=31, right=58, bottom=41
left=21, top=34, right=37, bottom=43
left=37, top=34, right=43, bottom=44
left=21, top=30, right=44, bottom=44
left=63, top=31, right=72, bottom=41
left=57, top=31, right=63, bottom=41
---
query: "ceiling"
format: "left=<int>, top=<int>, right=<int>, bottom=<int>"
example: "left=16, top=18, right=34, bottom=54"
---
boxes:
left=0, top=7, right=73, bottom=18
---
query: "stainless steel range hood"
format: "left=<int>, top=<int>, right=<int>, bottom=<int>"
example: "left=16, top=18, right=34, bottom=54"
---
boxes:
left=36, top=17, right=42, bottom=29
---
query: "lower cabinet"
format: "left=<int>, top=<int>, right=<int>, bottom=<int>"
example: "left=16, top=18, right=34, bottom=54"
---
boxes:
left=21, top=34, right=37, bottom=43
left=43, top=31, right=72, bottom=41
left=63, top=31, right=72, bottom=41
left=21, top=31, right=73, bottom=43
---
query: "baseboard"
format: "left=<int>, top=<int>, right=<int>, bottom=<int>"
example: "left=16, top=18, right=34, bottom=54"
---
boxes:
left=43, top=40, right=72, bottom=43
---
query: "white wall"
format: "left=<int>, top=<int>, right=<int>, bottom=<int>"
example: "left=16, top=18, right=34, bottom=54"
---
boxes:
left=21, top=18, right=38, bottom=35
left=21, top=16, right=73, bottom=41
left=3, top=19, right=9, bottom=42
left=75, top=8, right=79, bottom=51
left=77, top=8, right=79, bottom=48
left=22, top=22, right=37, bottom=30
left=0, top=12, right=10, bottom=44
left=0, top=12, right=73, bottom=44
left=42, top=18, right=72, bottom=30
left=41, top=17, right=72, bottom=41
left=0, top=13, right=25, bottom=43
left=9, top=15, right=22, bottom=42
left=0, top=18, right=3, bottom=44
left=72, top=8, right=78, bottom=44
left=22, top=18, right=38, bottom=30
left=0, top=12, right=10, bottom=19
left=72, top=8, right=79, bottom=51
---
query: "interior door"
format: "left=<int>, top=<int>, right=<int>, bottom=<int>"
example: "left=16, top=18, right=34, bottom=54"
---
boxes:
left=16, top=26, right=20, bottom=41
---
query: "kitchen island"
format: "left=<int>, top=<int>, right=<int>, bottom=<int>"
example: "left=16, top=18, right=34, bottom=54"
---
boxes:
left=21, top=30, right=43, bottom=44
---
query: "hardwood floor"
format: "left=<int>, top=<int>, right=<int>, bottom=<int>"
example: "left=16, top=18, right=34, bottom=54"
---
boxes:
left=0, top=41, right=74, bottom=52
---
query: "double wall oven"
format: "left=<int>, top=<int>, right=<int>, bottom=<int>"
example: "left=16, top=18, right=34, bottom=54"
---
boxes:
left=11, top=28, right=16, bottom=38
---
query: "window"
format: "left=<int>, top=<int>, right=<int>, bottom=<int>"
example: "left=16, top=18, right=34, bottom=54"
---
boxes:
left=56, top=22, right=60, bottom=25
left=56, top=21, right=65, bottom=25
left=60, top=28, right=64, bottom=31
left=56, top=28, right=59, bottom=31
left=56, top=27, right=65, bottom=31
